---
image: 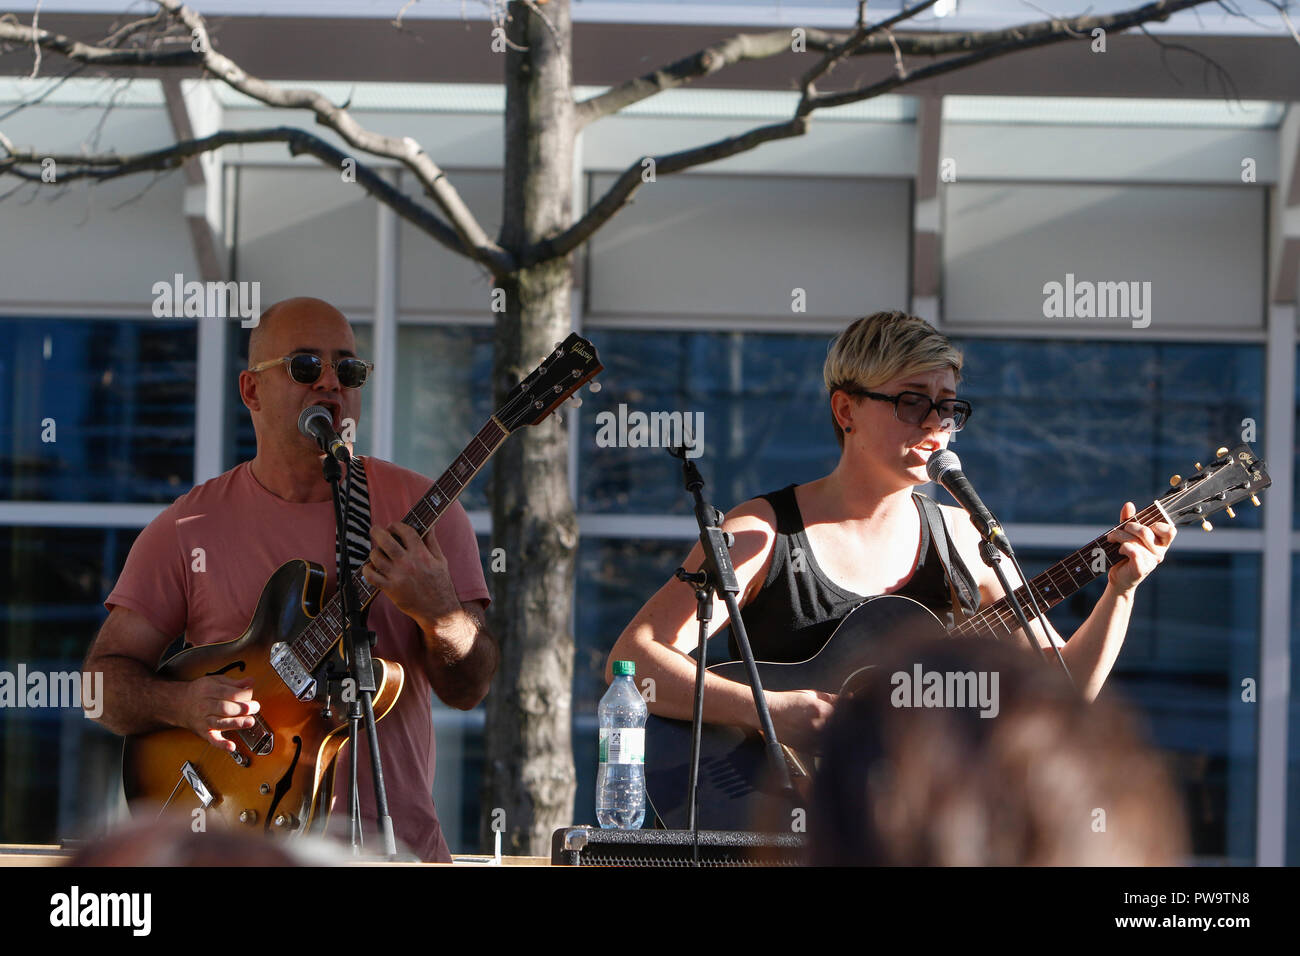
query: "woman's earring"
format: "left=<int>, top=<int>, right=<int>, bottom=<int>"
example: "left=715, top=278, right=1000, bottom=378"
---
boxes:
left=844, top=426, right=853, bottom=433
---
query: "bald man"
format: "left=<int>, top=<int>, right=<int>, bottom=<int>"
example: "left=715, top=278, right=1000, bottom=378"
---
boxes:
left=87, top=297, right=497, bottom=862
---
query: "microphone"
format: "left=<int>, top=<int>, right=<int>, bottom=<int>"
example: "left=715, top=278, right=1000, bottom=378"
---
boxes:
left=298, top=405, right=350, bottom=462
left=926, top=450, right=1012, bottom=556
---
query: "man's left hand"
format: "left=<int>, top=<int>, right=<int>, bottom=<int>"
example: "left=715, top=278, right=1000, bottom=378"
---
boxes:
left=1106, top=501, right=1176, bottom=594
left=363, top=522, right=460, bottom=630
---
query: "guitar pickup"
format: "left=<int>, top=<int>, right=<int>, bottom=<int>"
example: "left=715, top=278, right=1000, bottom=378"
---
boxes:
left=181, top=760, right=215, bottom=808
left=270, top=641, right=318, bottom=700
left=236, top=715, right=274, bottom=755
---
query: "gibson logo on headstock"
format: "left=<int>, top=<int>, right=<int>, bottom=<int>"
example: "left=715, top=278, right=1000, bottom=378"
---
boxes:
left=571, top=343, right=594, bottom=362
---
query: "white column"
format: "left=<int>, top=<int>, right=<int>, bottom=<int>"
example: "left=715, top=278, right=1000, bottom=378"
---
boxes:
left=193, top=315, right=227, bottom=483
left=372, top=174, right=400, bottom=462
left=1257, top=301, right=1294, bottom=865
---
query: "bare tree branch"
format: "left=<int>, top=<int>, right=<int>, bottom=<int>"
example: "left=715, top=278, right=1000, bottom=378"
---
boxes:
left=797, top=0, right=943, bottom=104
left=574, top=31, right=795, bottom=129
left=575, top=0, right=1225, bottom=127
left=0, top=0, right=516, bottom=275
left=1138, top=23, right=1243, bottom=100
left=156, top=0, right=512, bottom=274
left=808, top=0, right=1224, bottom=112
left=0, top=125, right=484, bottom=264
left=0, top=65, right=89, bottom=123
left=1253, top=0, right=1300, bottom=44
left=28, top=0, right=44, bottom=79
left=542, top=0, right=1232, bottom=264
left=100, top=10, right=172, bottom=50
left=523, top=116, right=808, bottom=266
left=0, top=17, right=202, bottom=67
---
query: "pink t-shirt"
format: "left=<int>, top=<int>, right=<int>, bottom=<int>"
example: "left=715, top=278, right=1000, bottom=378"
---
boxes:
left=106, top=456, right=491, bottom=862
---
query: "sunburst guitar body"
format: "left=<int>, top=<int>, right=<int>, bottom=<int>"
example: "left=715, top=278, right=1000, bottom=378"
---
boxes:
left=121, top=559, right=403, bottom=835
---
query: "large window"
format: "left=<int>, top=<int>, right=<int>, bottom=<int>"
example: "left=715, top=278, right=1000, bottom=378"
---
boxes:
left=0, top=526, right=134, bottom=844
left=391, top=324, right=495, bottom=512
left=578, top=330, right=838, bottom=515
left=0, top=318, right=197, bottom=502
left=953, top=338, right=1265, bottom=527
left=1020, top=548, right=1261, bottom=862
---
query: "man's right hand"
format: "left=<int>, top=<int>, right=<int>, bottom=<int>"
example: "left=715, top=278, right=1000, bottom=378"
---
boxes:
left=766, top=688, right=837, bottom=754
left=177, top=676, right=260, bottom=752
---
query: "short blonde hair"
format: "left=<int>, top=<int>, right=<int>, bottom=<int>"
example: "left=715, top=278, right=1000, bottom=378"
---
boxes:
left=824, top=311, right=963, bottom=447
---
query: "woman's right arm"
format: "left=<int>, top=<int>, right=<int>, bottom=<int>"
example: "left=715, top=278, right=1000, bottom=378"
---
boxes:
left=605, top=499, right=836, bottom=751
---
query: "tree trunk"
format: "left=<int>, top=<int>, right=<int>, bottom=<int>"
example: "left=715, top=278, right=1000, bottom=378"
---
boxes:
left=482, top=0, right=578, bottom=856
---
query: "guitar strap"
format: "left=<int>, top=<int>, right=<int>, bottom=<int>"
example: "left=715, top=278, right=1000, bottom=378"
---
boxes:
left=915, top=493, right=980, bottom=623
left=340, top=456, right=373, bottom=580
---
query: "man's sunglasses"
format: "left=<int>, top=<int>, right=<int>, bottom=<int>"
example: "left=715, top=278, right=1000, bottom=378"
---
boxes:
left=847, top=388, right=972, bottom=432
left=247, top=353, right=374, bottom=389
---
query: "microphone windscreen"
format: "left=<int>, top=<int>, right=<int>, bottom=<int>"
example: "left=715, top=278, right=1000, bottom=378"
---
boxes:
left=926, top=449, right=961, bottom=483
left=298, top=405, right=331, bottom=434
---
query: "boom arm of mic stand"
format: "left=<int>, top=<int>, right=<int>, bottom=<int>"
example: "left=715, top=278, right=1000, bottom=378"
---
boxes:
left=977, top=538, right=1074, bottom=687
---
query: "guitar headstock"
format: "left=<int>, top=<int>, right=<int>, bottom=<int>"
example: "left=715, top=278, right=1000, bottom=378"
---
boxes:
left=1157, top=444, right=1270, bottom=530
left=497, top=333, right=603, bottom=432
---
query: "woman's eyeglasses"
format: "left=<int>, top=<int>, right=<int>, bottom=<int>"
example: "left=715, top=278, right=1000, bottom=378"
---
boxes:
left=248, top=353, right=374, bottom=389
left=847, top=389, right=972, bottom=432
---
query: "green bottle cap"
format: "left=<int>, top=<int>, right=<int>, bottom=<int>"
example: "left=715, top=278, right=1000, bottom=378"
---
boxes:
left=613, top=660, right=636, bottom=677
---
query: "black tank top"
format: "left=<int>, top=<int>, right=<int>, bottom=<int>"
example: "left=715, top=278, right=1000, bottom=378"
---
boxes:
left=726, top=485, right=980, bottom=663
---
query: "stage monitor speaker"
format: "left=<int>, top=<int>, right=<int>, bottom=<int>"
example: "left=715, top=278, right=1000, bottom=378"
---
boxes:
left=551, top=826, right=806, bottom=867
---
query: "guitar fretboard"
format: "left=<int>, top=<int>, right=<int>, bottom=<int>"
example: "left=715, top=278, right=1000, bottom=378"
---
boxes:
left=949, top=502, right=1167, bottom=640
left=289, top=417, right=508, bottom=670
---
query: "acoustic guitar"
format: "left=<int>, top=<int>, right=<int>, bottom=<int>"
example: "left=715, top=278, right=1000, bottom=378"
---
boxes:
left=122, top=334, right=603, bottom=835
left=644, top=444, right=1271, bottom=831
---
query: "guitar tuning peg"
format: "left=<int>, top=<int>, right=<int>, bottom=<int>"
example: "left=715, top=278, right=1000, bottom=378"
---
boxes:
left=1169, top=475, right=1182, bottom=487
left=1201, top=519, right=1213, bottom=532
left=554, top=341, right=564, bottom=351
left=568, top=395, right=582, bottom=408
left=1215, top=446, right=1229, bottom=458
left=1251, top=494, right=1261, bottom=507
left=1225, top=506, right=1236, bottom=519
left=554, top=412, right=563, bottom=426
left=588, top=381, right=602, bottom=393
left=1194, top=462, right=1203, bottom=472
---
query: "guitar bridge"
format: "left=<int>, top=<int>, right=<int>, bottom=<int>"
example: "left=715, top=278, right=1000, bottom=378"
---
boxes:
left=236, top=715, right=274, bottom=755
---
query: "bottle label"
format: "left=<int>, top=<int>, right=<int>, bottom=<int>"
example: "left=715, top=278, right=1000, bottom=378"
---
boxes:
left=599, top=728, right=645, bottom=765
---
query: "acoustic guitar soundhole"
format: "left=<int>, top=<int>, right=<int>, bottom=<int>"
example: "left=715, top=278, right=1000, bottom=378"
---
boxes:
left=837, top=665, right=878, bottom=699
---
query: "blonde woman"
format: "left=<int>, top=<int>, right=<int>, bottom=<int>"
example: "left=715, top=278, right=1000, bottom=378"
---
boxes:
left=608, top=310, right=1174, bottom=755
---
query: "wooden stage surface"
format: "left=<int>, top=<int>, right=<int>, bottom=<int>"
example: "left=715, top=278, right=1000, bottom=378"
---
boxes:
left=0, top=844, right=551, bottom=866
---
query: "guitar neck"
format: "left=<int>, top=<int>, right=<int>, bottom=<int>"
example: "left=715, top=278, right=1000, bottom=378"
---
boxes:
left=948, top=500, right=1169, bottom=640
left=290, top=416, right=510, bottom=670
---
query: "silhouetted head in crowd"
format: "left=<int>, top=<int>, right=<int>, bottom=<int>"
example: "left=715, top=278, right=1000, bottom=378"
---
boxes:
left=67, top=817, right=345, bottom=866
left=809, top=637, right=1188, bottom=865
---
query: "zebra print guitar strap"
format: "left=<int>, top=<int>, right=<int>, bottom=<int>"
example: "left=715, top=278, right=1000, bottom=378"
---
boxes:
left=339, top=456, right=373, bottom=585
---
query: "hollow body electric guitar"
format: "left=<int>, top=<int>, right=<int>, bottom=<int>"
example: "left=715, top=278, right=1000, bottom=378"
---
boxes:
left=644, top=444, right=1271, bottom=832
left=122, top=334, right=602, bottom=835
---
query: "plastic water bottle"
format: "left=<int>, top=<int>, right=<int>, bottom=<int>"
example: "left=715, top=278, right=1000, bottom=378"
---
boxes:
left=597, top=660, right=648, bottom=829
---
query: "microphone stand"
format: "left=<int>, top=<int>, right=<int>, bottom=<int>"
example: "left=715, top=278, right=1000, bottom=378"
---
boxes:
left=975, top=532, right=1073, bottom=685
left=321, top=451, right=399, bottom=859
left=669, top=447, right=794, bottom=864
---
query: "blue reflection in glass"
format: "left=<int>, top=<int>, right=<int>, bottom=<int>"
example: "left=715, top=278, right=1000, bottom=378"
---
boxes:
left=954, top=339, right=1264, bottom=527
left=578, top=330, right=837, bottom=513
left=0, top=318, right=196, bottom=502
